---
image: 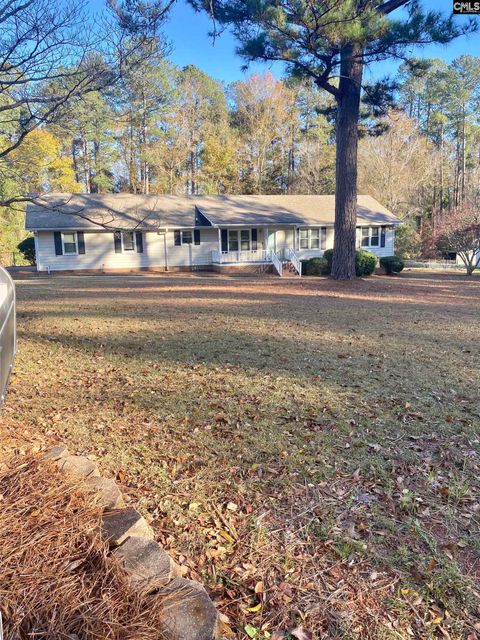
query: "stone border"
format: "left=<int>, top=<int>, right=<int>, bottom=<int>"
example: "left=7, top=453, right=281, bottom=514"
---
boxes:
left=42, top=444, right=219, bottom=640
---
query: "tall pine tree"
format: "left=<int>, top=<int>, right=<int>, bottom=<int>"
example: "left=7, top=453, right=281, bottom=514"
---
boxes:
left=189, top=0, right=475, bottom=278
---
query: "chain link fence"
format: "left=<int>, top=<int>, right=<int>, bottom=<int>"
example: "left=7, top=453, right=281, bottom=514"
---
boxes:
left=404, top=259, right=463, bottom=270
left=0, top=267, right=16, bottom=408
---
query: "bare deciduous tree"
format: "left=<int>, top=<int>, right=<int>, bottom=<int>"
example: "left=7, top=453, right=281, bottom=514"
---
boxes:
left=431, top=207, right=480, bottom=274
left=0, top=0, right=173, bottom=206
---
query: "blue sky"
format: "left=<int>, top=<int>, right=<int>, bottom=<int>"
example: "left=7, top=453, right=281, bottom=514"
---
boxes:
left=161, top=0, right=480, bottom=84
left=86, top=0, right=480, bottom=84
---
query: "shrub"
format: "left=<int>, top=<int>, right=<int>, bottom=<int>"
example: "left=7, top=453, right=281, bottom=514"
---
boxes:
left=301, top=257, right=329, bottom=276
left=316, top=248, right=376, bottom=276
left=380, top=255, right=404, bottom=275
left=18, top=236, right=36, bottom=265
left=355, top=250, right=377, bottom=276
left=323, top=249, right=334, bottom=273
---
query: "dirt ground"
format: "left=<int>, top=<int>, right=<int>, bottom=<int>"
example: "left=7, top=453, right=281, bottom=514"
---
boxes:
left=2, top=271, right=480, bottom=639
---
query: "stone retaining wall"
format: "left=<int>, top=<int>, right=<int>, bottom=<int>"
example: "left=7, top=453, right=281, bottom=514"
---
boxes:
left=43, top=444, right=219, bottom=640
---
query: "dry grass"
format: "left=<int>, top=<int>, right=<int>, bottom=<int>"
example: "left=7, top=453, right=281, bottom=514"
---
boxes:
left=0, top=455, right=170, bottom=640
left=3, top=271, right=480, bottom=639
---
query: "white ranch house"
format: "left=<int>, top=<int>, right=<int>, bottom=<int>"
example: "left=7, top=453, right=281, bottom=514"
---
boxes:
left=26, top=194, right=401, bottom=276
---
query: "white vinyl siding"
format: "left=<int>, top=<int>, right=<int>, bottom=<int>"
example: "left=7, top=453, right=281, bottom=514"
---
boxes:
left=296, top=226, right=395, bottom=260
left=35, top=224, right=397, bottom=271
left=356, top=226, right=395, bottom=258
left=266, top=228, right=295, bottom=253
left=36, top=228, right=219, bottom=271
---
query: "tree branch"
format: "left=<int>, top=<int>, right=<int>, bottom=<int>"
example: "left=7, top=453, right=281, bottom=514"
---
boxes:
left=377, top=0, right=411, bottom=15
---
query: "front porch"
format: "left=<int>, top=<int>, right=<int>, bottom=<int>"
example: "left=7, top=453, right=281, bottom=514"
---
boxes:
left=211, top=245, right=301, bottom=277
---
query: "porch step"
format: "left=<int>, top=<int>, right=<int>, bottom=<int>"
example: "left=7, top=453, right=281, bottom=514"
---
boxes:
left=282, top=260, right=301, bottom=276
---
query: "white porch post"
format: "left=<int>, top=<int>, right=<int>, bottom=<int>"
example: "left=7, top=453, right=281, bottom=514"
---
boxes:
left=265, top=227, right=269, bottom=252
left=33, top=232, right=41, bottom=271
left=217, top=227, right=222, bottom=263
left=164, top=232, right=168, bottom=271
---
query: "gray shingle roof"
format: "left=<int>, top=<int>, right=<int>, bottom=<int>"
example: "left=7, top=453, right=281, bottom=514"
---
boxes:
left=197, top=195, right=399, bottom=226
left=25, top=193, right=400, bottom=230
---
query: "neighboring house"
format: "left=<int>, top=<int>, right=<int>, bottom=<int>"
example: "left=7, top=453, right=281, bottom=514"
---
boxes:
left=25, top=193, right=401, bottom=275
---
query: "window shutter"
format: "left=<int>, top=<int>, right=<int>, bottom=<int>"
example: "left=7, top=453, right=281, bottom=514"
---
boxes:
left=114, top=231, right=122, bottom=253
left=380, top=226, right=386, bottom=248
left=77, top=231, right=85, bottom=254
left=251, top=229, right=258, bottom=250
left=321, top=227, right=327, bottom=250
left=194, top=229, right=201, bottom=245
left=54, top=232, right=63, bottom=256
left=174, top=230, right=181, bottom=246
left=135, top=231, right=144, bottom=253
left=221, top=229, right=228, bottom=252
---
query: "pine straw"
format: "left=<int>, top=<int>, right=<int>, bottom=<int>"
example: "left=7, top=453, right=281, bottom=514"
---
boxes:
left=0, top=454, right=167, bottom=640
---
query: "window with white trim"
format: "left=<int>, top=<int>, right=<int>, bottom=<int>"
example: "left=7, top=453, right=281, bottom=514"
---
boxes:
left=299, top=228, right=326, bottom=250
left=299, top=229, right=308, bottom=249
left=182, top=230, right=193, bottom=244
left=221, top=228, right=257, bottom=252
left=360, top=227, right=382, bottom=248
left=174, top=230, right=193, bottom=245
left=228, top=230, right=239, bottom=251
left=310, top=228, right=320, bottom=249
left=122, top=231, right=135, bottom=251
left=240, top=229, right=250, bottom=251
left=62, top=232, right=78, bottom=254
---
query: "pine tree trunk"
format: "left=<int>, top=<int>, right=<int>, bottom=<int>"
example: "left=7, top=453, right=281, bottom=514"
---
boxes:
left=461, top=104, right=466, bottom=204
left=129, top=124, right=136, bottom=194
left=82, top=138, right=91, bottom=194
left=331, top=43, right=364, bottom=280
left=190, top=150, right=196, bottom=195
left=72, top=141, right=81, bottom=184
left=92, top=140, right=100, bottom=194
left=454, top=132, right=460, bottom=208
left=439, top=123, right=444, bottom=216
left=141, top=92, right=149, bottom=195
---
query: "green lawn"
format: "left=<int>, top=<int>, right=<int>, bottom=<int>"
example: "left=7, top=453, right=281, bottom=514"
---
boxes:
left=4, top=272, right=480, bottom=639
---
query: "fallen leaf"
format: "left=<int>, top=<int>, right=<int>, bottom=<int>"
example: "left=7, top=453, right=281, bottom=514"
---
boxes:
left=245, top=624, right=258, bottom=639
left=254, top=581, right=264, bottom=595
left=427, top=558, right=438, bottom=571
left=291, top=626, right=313, bottom=640
left=219, top=529, right=235, bottom=544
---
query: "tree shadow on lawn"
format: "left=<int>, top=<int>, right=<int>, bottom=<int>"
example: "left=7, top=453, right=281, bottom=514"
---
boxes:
left=8, top=324, right=480, bottom=637
left=9, top=275, right=480, bottom=637
left=16, top=282, right=480, bottom=333
left=16, top=271, right=480, bottom=309
left=17, top=314, right=477, bottom=396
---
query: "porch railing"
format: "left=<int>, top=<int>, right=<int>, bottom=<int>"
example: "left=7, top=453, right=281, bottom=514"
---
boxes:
left=0, top=267, right=16, bottom=408
left=211, top=247, right=302, bottom=277
left=284, top=248, right=302, bottom=276
left=212, top=249, right=272, bottom=264
left=271, top=252, right=283, bottom=277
